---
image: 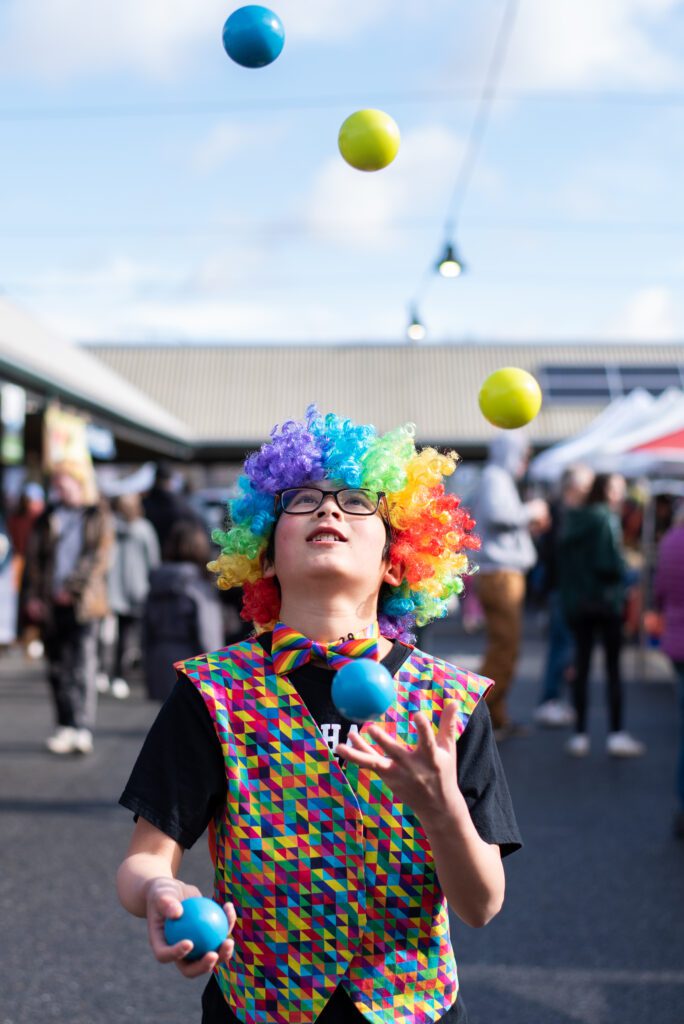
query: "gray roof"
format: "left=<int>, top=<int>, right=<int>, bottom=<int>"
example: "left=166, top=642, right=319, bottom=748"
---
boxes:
left=83, top=341, right=684, bottom=448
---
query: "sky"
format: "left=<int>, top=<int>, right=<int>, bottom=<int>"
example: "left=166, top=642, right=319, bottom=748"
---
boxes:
left=0, top=0, right=683, bottom=346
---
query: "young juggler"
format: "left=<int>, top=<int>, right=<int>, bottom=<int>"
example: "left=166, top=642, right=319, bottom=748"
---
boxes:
left=117, top=406, right=521, bottom=1023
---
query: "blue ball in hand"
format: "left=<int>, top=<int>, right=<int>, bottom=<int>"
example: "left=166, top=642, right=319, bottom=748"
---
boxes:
left=222, top=6, right=285, bottom=68
left=164, top=896, right=229, bottom=962
left=332, top=660, right=396, bottom=724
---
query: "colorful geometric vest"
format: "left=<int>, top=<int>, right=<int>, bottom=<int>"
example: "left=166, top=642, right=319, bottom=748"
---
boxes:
left=177, top=639, right=492, bottom=1024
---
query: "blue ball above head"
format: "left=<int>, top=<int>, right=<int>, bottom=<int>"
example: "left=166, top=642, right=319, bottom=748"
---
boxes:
left=222, top=6, right=285, bottom=68
left=332, top=660, right=396, bottom=724
left=163, top=896, right=229, bottom=961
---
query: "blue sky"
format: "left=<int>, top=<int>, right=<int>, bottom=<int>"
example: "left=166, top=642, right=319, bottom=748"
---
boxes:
left=0, top=0, right=683, bottom=345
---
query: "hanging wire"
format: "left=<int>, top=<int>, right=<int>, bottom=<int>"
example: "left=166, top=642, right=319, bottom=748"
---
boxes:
left=443, top=0, right=520, bottom=235
left=407, top=0, right=521, bottom=339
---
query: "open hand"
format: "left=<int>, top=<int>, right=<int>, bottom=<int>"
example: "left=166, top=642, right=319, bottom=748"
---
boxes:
left=145, top=877, right=237, bottom=979
left=335, top=703, right=467, bottom=826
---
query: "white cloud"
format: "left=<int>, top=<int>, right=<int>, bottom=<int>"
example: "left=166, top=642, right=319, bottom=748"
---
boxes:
left=0, top=0, right=225, bottom=80
left=192, top=120, right=287, bottom=174
left=12, top=258, right=180, bottom=292
left=0, top=0, right=400, bottom=81
left=306, top=124, right=471, bottom=248
left=606, top=286, right=680, bottom=339
left=503, top=0, right=682, bottom=90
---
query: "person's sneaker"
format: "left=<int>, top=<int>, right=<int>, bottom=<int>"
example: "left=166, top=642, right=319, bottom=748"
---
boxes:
left=110, top=678, right=131, bottom=699
left=46, top=726, right=78, bottom=755
left=26, top=639, right=44, bottom=660
left=73, top=729, right=93, bottom=755
left=565, top=733, right=590, bottom=758
left=95, top=672, right=111, bottom=694
left=606, top=732, right=646, bottom=758
left=534, top=700, right=576, bottom=728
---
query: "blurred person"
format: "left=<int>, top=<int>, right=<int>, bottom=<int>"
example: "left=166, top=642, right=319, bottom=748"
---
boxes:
left=653, top=500, right=684, bottom=837
left=533, top=464, right=594, bottom=728
left=558, top=472, right=645, bottom=758
left=0, top=511, right=15, bottom=647
left=143, top=519, right=223, bottom=702
left=8, top=482, right=46, bottom=655
left=107, top=492, right=160, bottom=699
left=143, top=462, right=203, bottom=551
left=471, top=431, right=549, bottom=740
left=23, top=462, right=114, bottom=755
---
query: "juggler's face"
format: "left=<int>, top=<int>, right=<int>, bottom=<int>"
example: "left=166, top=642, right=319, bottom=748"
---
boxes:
left=264, top=481, right=399, bottom=598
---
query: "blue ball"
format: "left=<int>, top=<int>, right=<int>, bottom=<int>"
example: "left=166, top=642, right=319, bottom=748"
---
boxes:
left=163, top=897, right=229, bottom=962
left=332, top=660, right=396, bottom=724
left=222, top=6, right=285, bottom=68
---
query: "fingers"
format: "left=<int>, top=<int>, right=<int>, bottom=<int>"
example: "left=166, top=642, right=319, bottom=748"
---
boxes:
left=435, top=702, right=460, bottom=751
left=175, top=951, right=221, bottom=978
left=336, top=731, right=392, bottom=771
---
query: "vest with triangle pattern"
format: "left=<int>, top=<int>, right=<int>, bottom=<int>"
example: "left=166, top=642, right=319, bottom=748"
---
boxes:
left=177, top=638, right=492, bottom=1024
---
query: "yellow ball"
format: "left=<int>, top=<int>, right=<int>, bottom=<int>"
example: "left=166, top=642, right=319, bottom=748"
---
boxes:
left=478, top=367, right=543, bottom=429
left=338, top=109, right=400, bottom=172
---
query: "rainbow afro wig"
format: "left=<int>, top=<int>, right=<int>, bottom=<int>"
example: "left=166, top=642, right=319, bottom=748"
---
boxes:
left=209, top=405, right=479, bottom=643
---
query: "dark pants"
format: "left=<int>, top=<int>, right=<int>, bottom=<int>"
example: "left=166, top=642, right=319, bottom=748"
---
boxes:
left=570, top=612, right=623, bottom=735
left=114, top=613, right=141, bottom=679
left=674, top=661, right=684, bottom=812
left=539, top=590, right=575, bottom=704
left=44, top=606, right=98, bottom=730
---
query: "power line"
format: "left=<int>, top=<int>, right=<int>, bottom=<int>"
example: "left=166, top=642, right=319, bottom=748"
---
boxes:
left=1, top=216, right=682, bottom=238
left=0, top=88, right=683, bottom=121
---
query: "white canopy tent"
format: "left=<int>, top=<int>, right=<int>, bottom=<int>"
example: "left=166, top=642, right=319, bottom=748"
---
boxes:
left=528, top=389, right=657, bottom=483
left=595, top=388, right=684, bottom=477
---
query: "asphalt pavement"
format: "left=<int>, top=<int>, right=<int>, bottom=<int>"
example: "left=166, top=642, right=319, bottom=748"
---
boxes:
left=1, top=616, right=683, bottom=1024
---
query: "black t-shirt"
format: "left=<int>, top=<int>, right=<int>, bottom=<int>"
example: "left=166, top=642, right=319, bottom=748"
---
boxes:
left=120, top=637, right=522, bottom=1024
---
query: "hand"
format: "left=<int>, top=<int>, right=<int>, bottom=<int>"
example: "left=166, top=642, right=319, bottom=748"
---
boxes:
left=335, top=704, right=468, bottom=827
left=145, top=877, right=237, bottom=979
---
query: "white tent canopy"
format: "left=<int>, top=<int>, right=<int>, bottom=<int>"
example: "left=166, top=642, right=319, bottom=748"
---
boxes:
left=528, top=389, right=656, bottom=483
left=530, top=388, right=684, bottom=482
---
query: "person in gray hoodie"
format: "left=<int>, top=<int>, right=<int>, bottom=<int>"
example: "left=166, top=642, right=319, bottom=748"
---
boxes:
left=472, top=430, right=549, bottom=738
left=107, top=493, right=161, bottom=698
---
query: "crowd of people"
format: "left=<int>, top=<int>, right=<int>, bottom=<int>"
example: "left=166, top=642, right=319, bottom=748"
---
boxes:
left=470, top=430, right=684, bottom=834
left=1, top=434, right=683, bottom=835
left=3, top=460, right=246, bottom=756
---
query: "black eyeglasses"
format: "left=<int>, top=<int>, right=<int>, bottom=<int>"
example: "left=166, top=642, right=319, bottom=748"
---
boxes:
left=275, top=486, right=388, bottom=517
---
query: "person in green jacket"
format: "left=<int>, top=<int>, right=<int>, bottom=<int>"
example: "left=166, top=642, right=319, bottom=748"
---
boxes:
left=558, top=472, right=645, bottom=759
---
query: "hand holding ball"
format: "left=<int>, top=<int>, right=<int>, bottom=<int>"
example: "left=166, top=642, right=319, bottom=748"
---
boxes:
left=338, top=110, right=400, bottom=172
left=164, top=896, right=229, bottom=961
left=332, top=660, right=396, bottom=723
left=479, top=367, right=542, bottom=429
left=222, top=6, right=285, bottom=68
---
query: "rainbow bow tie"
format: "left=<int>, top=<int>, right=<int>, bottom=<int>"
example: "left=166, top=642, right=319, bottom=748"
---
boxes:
left=271, top=622, right=380, bottom=676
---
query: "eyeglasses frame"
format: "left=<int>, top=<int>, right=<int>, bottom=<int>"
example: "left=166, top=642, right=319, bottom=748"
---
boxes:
left=273, top=486, right=394, bottom=538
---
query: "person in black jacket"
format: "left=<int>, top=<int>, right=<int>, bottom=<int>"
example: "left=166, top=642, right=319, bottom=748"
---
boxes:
left=143, top=520, right=224, bottom=701
left=142, top=463, right=203, bottom=552
left=558, top=472, right=645, bottom=759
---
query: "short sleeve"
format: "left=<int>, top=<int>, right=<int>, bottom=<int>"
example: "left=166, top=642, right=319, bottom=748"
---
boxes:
left=119, top=677, right=226, bottom=849
left=456, top=700, right=522, bottom=857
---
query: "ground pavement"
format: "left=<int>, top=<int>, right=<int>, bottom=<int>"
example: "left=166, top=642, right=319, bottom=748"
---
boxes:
left=1, top=618, right=683, bottom=1024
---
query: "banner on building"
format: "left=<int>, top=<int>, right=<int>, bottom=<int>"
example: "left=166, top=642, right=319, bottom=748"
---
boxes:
left=0, top=383, right=26, bottom=465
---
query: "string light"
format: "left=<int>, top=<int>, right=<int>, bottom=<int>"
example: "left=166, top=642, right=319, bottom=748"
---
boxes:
left=406, top=308, right=426, bottom=342
left=404, top=0, right=520, bottom=339
left=436, top=242, right=464, bottom=279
